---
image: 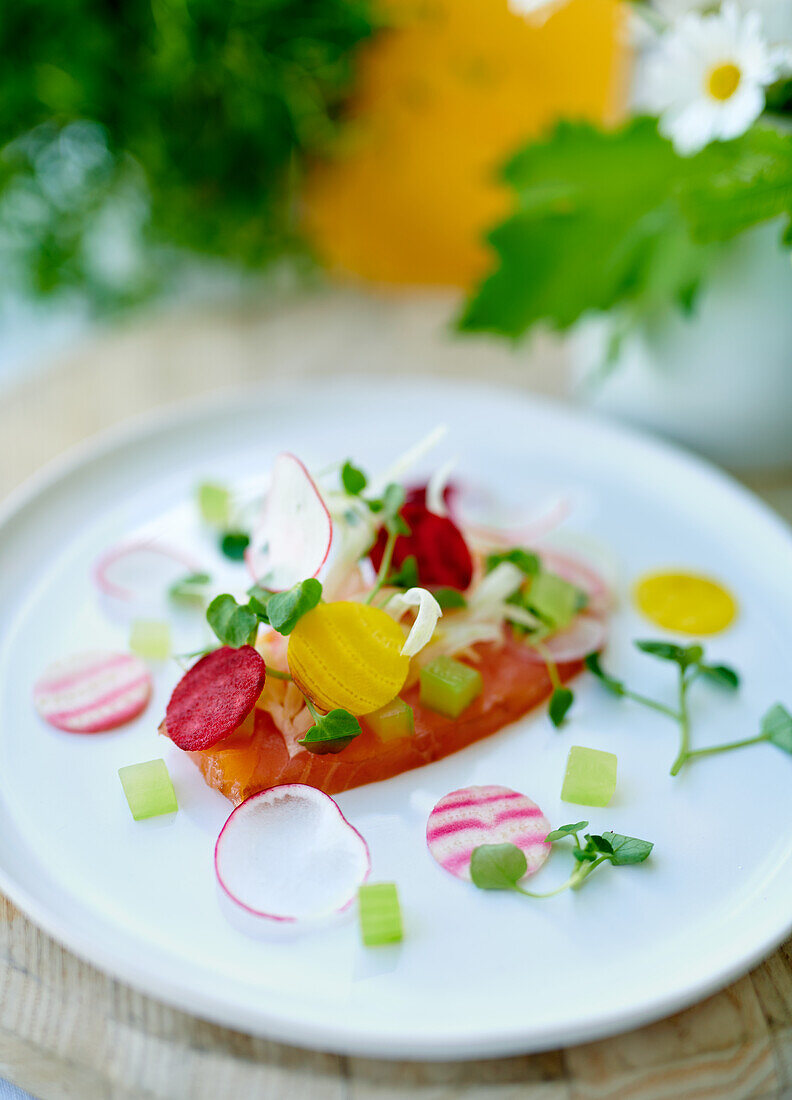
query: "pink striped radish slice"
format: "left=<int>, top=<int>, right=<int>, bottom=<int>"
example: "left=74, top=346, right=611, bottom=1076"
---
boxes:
left=538, top=549, right=611, bottom=615
left=523, top=613, right=608, bottom=665
left=245, top=453, right=332, bottom=591
left=215, top=785, right=370, bottom=924
left=94, top=540, right=202, bottom=603
left=427, top=785, right=551, bottom=882
left=34, top=651, right=152, bottom=733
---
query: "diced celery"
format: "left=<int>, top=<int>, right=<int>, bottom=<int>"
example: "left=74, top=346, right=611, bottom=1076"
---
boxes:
left=130, top=619, right=171, bottom=661
left=561, top=745, right=617, bottom=807
left=358, top=883, right=403, bottom=946
left=419, top=656, right=482, bottom=718
left=119, top=759, right=178, bottom=820
left=365, top=698, right=414, bottom=743
left=198, top=482, right=231, bottom=528
left=529, top=571, right=581, bottom=629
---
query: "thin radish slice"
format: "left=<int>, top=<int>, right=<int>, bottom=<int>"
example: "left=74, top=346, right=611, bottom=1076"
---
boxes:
left=94, top=540, right=203, bottom=603
left=458, top=497, right=571, bottom=549
left=427, top=785, right=551, bottom=882
left=164, top=645, right=266, bottom=751
left=537, top=549, right=611, bottom=615
left=34, top=651, right=152, bottom=733
left=245, top=453, right=333, bottom=591
left=522, top=614, right=608, bottom=665
left=215, top=784, right=370, bottom=924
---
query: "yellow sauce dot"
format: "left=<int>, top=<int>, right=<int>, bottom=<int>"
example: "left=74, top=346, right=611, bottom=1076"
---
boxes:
left=634, top=572, right=737, bottom=635
left=288, top=601, right=410, bottom=716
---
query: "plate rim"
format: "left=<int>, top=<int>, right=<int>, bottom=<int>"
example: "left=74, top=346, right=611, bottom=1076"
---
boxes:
left=1, top=373, right=791, bottom=1060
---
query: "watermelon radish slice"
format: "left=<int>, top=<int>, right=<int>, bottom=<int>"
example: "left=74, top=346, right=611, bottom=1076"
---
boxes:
left=94, top=540, right=203, bottom=604
left=164, top=644, right=266, bottom=751
left=246, top=453, right=332, bottom=591
left=34, top=651, right=152, bottom=733
left=427, top=785, right=551, bottom=882
left=214, top=784, right=370, bottom=924
left=523, top=614, right=608, bottom=665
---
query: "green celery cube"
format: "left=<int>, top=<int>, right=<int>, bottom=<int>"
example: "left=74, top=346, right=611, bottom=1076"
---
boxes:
left=365, top=698, right=414, bottom=742
left=529, top=571, right=580, bottom=629
left=130, top=619, right=171, bottom=661
left=197, top=482, right=231, bottom=528
left=419, top=656, right=482, bottom=718
left=119, top=759, right=178, bottom=821
left=561, top=745, right=617, bottom=807
left=358, top=883, right=403, bottom=946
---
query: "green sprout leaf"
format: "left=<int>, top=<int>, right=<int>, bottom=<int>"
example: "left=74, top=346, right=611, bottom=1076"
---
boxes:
left=584, top=652, right=626, bottom=696
left=387, top=556, right=420, bottom=589
left=761, top=704, right=792, bottom=754
left=168, top=572, right=212, bottom=606
left=247, top=585, right=274, bottom=620
left=549, top=687, right=574, bottom=728
left=265, top=578, right=323, bottom=635
left=341, top=460, right=368, bottom=496
left=601, top=832, right=654, bottom=865
left=299, top=708, right=362, bottom=754
left=634, top=640, right=703, bottom=669
left=219, top=530, right=250, bottom=561
left=470, top=843, right=528, bottom=891
left=485, top=548, right=540, bottom=577
left=586, top=834, right=614, bottom=855
left=206, top=594, right=258, bottom=647
left=545, top=821, right=588, bottom=843
left=432, top=587, right=468, bottom=610
left=698, top=663, right=740, bottom=690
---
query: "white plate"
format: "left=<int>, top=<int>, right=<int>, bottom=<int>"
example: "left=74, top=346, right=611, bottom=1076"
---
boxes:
left=1, top=377, right=791, bottom=1061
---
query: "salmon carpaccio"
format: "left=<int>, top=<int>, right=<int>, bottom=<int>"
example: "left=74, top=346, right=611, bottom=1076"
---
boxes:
left=176, top=631, right=583, bottom=804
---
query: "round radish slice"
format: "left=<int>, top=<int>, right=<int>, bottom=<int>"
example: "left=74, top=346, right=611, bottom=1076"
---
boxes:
left=164, top=645, right=266, bottom=751
left=215, top=784, right=370, bottom=923
left=33, top=651, right=152, bottom=733
left=522, top=614, right=608, bottom=665
left=538, top=549, right=611, bottom=615
left=427, top=785, right=551, bottom=882
left=94, top=540, right=203, bottom=604
left=246, top=453, right=332, bottom=591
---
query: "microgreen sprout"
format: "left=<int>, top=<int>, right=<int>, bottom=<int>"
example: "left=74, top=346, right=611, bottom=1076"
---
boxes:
left=219, top=530, right=250, bottom=561
left=168, top=571, right=213, bottom=606
left=470, top=822, right=652, bottom=898
left=341, top=460, right=368, bottom=496
left=584, top=642, right=787, bottom=775
left=207, top=579, right=323, bottom=646
left=298, top=699, right=362, bottom=754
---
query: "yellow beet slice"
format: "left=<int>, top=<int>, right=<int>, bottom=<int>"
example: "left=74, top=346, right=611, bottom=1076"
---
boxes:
left=288, top=602, right=410, bottom=716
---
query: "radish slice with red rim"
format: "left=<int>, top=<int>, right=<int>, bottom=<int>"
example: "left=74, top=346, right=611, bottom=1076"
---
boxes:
left=522, top=614, right=608, bottom=665
left=34, top=650, right=152, bottom=733
left=246, top=453, right=333, bottom=591
left=94, top=540, right=203, bottom=603
left=458, top=496, right=571, bottom=549
left=427, top=785, right=551, bottom=882
left=215, top=785, right=370, bottom=924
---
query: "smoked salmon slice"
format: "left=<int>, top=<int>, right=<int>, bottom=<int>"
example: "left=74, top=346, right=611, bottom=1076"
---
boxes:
left=177, top=631, right=583, bottom=803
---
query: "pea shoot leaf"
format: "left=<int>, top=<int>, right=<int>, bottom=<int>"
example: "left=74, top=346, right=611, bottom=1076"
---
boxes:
left=584, top=652, right=625, bottom=696
left=485, top=548, right=540, bottom=577
left=299, top=709, right=361, bottom=754
left=387, top=555, right=420, bottom=589
left=545, top=821, right=588, bottom=843
left=761, top=703, right=792, bottom=754
left=341, top=460, right=367, bottom=496
left=247, top=585, right=274, bottom=619
left=635, top=640, right=703, bottom=669
left=698, top=663, right=740, bottom=690
left=219, top=530, right=250, bottom=561
left=207, top=594, right=258, bottom=647
left=549, top=687, right=574, bottom=728
left=168, top=572, right=212, bottom=606
left=266, top=578, right=322, bottom=635
left=601, top=832, right=654, bottom=865
left=432, top=587, right=467, bottom=610
left=469, top=843, right=527, bottom=890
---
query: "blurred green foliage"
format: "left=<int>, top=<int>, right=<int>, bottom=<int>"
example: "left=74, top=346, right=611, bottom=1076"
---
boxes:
left=0, top=0, right=376, bottom=308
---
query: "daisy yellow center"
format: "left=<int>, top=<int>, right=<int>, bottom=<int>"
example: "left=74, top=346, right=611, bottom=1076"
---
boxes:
left=707, top=62, right=741, bottom=102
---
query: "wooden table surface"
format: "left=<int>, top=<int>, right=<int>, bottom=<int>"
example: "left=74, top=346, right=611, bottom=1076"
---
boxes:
left=2, top=288, right=792, bottom=1100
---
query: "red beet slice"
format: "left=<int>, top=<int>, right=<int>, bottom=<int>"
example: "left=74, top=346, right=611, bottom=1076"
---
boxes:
left=165, top=645, right=266, bottom=751
left=370, top=487, right=473, bottom=591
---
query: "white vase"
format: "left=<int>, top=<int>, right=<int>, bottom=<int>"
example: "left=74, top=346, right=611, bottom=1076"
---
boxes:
left=571, top=222, right=792, bottom=470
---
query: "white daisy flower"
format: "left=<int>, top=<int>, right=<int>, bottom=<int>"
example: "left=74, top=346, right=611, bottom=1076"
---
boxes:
left=635, top=2, right=786, bottom=154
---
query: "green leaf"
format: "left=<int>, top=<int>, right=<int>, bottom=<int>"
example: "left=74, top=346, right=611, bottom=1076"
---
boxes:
left=545, top=821, right=588, bottom=843
left=168, top=572, right=212, bottom=606
left=341, top=460, right=367, bottom=496
left=549, top=687, right=574, bottom=728
left=469, top=843, right=528, bottom=890
left=298, top=709, right=362, bottom=755
left=586, top=834, right=614, bottom=855
left=219, top=531, right=250, bottom=561
left=379, top=483, right=408, bottom=535
left=698, top=663, right=740, bottom=690
left=247, top=585, right=274, bottom=620
left=206, top=594, right=258, bottom=647
left=432, top=587, right=467, bottom=610
left=265, top=578, right=322, bottom=635
left=761, top=703, right=792, bottom=754
left=387, top=556, right=420, bottom=589
left=458, top=118, right=713, bottom=338
left=584, top=652, right=625, bottom=696
left=485, top=548, right=540, bottom=577
left=601, top=831, right=654, bottom=865
left=635, top=640, right=703, bottom=670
